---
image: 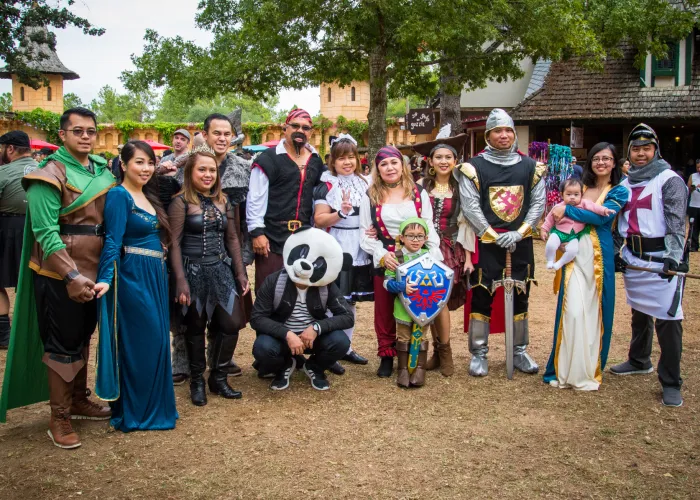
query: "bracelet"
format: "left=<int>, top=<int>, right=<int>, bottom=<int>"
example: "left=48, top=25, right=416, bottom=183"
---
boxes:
left=338, top=210, right=348, bottom=219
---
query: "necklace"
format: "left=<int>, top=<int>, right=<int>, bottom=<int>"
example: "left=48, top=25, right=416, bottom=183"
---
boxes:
left=386, top=181, right=400, bottom=188
left=434, top=182, right=450, bottom=194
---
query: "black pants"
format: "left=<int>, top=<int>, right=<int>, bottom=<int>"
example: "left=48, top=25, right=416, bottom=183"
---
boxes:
left=471, top=283, right=530, bottom=318
left=183, top=303, right=242, bottom=337
left=252, top=330, right=350, bottom=374
left=628, top=309, right=683, bottom=389
left=687, top=206, right=700, bottom=250
left=33, top=272, right=97, bottom=358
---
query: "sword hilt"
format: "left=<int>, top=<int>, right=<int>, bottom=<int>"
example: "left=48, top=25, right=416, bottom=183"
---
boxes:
left=505, top=249, right=512, bottom=279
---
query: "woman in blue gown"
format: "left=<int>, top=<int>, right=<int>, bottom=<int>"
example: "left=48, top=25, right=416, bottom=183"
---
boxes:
left=543, top=143, right=629, bottom=390
left=93, top=141, right=178, bottom=431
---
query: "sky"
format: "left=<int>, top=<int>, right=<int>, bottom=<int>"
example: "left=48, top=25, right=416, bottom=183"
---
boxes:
left=0, top=0, right=321, bottom=115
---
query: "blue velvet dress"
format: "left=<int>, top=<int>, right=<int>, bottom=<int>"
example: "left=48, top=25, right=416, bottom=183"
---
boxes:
left=95, top=186, right=178, bottom=432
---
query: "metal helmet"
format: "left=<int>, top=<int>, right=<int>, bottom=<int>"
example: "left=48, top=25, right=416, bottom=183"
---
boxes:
left=485, top=108, right=515, bottom=136
left=628, top=123, right=660, bottom=156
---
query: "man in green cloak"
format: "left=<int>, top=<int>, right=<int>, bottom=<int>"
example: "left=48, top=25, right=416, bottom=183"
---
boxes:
left=0, top=107, right=115, bottom=449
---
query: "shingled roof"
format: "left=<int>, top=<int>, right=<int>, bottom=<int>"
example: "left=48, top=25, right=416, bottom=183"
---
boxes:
left=511, top=42, right=700, bottom=123
left=0, top=27, right=79, bottom=80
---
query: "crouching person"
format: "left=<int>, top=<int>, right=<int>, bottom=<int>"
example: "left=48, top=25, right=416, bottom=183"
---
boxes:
left=251, top=227, right=353, bottom=391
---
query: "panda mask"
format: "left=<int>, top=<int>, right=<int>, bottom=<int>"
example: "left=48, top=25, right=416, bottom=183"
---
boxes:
left=283, top=227, right=346, bottom=287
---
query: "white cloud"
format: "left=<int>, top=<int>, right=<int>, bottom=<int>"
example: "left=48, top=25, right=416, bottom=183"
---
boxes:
left=0, top=0, right=320, bottom=116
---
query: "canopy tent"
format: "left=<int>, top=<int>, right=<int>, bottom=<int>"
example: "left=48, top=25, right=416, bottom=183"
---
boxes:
left=243, top=144, right=269, bottom=152
left=261, top=139, right=280, bottom=148
left=29, top=139, right=59, bottom=151
left=144, top=139, right=170, bottom=151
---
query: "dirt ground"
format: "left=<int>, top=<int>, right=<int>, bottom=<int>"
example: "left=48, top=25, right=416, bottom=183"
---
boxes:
left=0, top=240, right=698, bottom=499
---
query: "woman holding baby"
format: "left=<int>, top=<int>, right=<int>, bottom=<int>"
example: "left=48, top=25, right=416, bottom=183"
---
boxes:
left=542, top=142, right=629, bottom=391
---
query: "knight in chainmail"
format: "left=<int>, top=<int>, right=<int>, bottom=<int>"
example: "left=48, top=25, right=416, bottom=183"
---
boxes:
left=453, top=108, right=546, bottom=377
left=610, top=123, right=688, bottom=407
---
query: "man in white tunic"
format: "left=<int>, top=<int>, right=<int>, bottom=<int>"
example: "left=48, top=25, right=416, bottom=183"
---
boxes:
left=611, top=124, right=688, bottom=407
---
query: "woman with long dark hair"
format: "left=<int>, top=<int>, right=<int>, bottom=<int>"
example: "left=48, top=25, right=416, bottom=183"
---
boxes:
left=168, top=147, right=249, bottom=406
left=93, top=140, right=178, bottom=431
left=543, top=142, right=628, bottom=390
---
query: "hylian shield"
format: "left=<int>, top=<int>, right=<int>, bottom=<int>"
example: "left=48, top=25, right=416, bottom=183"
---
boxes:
left=396, top=253, right=454, bottom=328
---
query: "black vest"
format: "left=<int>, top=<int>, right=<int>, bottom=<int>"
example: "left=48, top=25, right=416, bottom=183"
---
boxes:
left=253, top=147, right=324, bottom=254
left=470, top=155, right=536, bottom=231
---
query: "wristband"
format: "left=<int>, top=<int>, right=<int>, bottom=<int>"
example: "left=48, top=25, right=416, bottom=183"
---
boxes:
left=337, top=210, right=348, bottom=219
left=63, top=269, right=80, bottom=284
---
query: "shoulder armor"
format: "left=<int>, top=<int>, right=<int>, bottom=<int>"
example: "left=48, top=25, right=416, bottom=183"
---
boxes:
left=457, top=162, right=479, bottom=190
left=21, top=160, right=66, bottom=192
left=533, top=162, right=547, bottom=186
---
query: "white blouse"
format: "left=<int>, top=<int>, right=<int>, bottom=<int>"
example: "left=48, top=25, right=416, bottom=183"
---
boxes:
left=359, top=189, right=443, bottom=268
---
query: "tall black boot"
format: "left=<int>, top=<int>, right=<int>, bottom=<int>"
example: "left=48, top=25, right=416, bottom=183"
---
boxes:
left=222, top=331, right=242, bottom=377
left=208, top=332, right=243, bottom=399
left=186, top=334, right=207, bottom=406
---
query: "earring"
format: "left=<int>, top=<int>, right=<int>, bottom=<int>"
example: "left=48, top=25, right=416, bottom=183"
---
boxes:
left=429, top=167, right=436, bottom=176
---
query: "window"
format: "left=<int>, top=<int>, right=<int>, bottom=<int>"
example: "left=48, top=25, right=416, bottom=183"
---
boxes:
left=20, top=87, right=24, bottom=101
left=653, top=44, right=677, bottom=76
left=47, top=86, right=52, bottom=101
left=351, top=86, right=356, bottom=102
left=328, top=87, right=332, bottom=102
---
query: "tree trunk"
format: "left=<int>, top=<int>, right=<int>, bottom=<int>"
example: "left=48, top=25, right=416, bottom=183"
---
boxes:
left=439, top=66, right=462, bottom=137
left=367, top=45, right=388, bottom=166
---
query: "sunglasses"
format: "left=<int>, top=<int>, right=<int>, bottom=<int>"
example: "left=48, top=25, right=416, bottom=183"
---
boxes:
left=64, top=128, right=98, bottom=138
left=288, top=123, right=313, bottom=132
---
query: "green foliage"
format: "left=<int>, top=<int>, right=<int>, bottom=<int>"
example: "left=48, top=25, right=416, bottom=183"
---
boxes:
left=313, top=115, right=334, bottom=156
left=386, top=96, right=425, bottom=119
left=90, top=85, right=155, bottom=123
left=113, top=120, right=140, bottom=142
left=63, top=93, right=84, bottom=111
left=242, top=123, right=268, bottom=145
left=0, top=1, right=104, bottom=88
left=0, top=92, right=12, bottom=112
left=156, top=87, right=280, bottom=123
left=14, top=107, right=60, bottom=144
left=335, top=116, right=369, bottom=147
left=121, top=0, right=700, bottom=163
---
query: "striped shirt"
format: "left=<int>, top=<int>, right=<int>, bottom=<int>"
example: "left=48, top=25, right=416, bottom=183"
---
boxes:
left=283, top=288, right=314, bottom=333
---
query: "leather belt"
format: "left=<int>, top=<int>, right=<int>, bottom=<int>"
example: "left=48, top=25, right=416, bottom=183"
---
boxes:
left=59, top=223, right=105, bottom=236
left=183, top=253, right=229, bottom=265
left=280, top=220, right=302, bottom=231
left=626, top=235, right=665, bottom=254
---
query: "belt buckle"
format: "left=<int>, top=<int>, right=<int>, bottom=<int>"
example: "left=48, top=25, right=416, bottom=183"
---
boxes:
left=95, top=223, right=104, bottom=236
left=288, top=220, right=302, bottom=232
left=632, top=235, right=641, bottom=254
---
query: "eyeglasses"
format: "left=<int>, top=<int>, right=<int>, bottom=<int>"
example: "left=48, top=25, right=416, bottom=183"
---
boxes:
left=403, top=234, right=426, bottom=241
left=64, top=128, right=98, bottom=138
left=591, top=156, right=613, bottom=164
left=288, top=123, right=313, bottom=132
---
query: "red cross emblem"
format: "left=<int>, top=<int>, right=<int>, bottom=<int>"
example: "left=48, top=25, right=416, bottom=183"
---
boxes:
left=625, top=186, right=653, bottom=234
left=497, top=191, right=521, bottom=216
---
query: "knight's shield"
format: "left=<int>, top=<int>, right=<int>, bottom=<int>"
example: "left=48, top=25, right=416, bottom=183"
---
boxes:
left=489, top=185, right=524, bottom=222
left=396, top=253, right=454, bottom=327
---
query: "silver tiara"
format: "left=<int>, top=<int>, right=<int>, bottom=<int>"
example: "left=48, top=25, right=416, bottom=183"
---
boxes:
left=188, top=144, right=217, bottom=156
left=331, top=133, right=357, bottom=147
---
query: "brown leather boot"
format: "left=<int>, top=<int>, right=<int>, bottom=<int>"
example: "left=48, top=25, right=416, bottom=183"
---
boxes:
left=47, top=369, right=81, bottom=449
left=395, top=341, right=410, bottom=388
left=409, top=341, right=429, bottom=387
left=70, top=350, right=111, bottom=421
left=438, top=340, right=454, bottom=377
left=424, top=328, right=440, bottom=371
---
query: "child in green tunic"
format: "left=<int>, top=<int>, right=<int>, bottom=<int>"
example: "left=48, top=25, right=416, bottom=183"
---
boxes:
left=383, top=217, right=430, bottom=388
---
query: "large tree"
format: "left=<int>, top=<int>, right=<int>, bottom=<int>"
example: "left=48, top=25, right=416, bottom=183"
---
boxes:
left=90, top=85, right=155, bottom=123
left=0, top=1, right=103, bottom=88
left=122, top=0, right=698, bottom=162
left=156, top=87, right=280, bottom=123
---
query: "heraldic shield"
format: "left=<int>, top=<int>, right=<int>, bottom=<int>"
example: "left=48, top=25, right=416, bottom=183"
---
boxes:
left=396, top=253, right=454, bottom=328
left=489, top=185, right=524, bottom=222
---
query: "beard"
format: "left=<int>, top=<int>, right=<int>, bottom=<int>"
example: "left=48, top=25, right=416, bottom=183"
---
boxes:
left=291, top=132, right=307, bottom=155
left=1, top=150, right=9, bottom=166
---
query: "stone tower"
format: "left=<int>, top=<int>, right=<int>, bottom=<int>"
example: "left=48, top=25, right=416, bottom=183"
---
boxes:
left=0, top=27, right=79, bottom=114
left=320, top=81, right=370, bottom=121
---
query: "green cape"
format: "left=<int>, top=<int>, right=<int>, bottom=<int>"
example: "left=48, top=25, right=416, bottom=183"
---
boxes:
left=0, top=148, right=114, bottom=422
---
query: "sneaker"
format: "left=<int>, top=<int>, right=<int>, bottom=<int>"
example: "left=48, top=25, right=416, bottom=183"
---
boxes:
left=662, top=387, right=683, bottom=407
left=303, top=364, right=330, bottom=391
left=270, top=357, right=296, bottom=391
left=609, top=360, right=654, bottom=376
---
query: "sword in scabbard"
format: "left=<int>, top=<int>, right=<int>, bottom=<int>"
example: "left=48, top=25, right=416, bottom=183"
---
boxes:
left=492, top=250, right=523, bottom=380
left=625, top=265, right=700, bottom=280
left=667, top=217, right=694, bottom=317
